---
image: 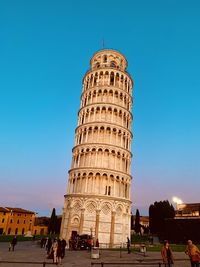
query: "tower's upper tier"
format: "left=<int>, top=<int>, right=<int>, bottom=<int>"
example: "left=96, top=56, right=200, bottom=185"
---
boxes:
left=90, top=49, right=128, bottom=72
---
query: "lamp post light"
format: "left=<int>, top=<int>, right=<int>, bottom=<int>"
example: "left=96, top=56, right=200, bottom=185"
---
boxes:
left=172, top=196, right=183, bottom=211
left=90, top=227, right=93, bottom=238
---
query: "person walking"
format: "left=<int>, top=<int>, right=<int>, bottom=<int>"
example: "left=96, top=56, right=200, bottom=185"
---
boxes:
left=61, top=239, right=67, bottom=258
left=41, top=237, right=46, bottom=248
left=52, top=238, right=58, bottom=264
left=161, top=240, right=174, bottom=267
left=57, top=239, right=62, bottom=265
left=11, top=236, right=17, bottom=251
left=127, top=237, right=131, bottom=254
left=185, top=240, right=200, bottom=267
left=46, top=237, right=52, bottom=255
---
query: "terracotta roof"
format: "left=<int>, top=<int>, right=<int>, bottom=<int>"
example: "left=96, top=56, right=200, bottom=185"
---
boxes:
left=177, top=203, right=200, bottom=210
left=0, top=207, right=9, bottom=212
left=5, top=207, right=35, bottom=214
left=132, top=215, right=149, bottom=222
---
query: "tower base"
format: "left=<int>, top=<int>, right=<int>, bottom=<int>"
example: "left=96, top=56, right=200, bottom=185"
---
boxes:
left=60, top=194, right=131, bottom=248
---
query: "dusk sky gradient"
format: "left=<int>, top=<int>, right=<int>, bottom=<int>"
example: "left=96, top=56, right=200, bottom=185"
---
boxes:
left=1, top=0, right=200, bottom=216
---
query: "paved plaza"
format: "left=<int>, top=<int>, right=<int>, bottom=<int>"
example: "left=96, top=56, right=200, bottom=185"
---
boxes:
left=0, top=241, right=191, bottom=267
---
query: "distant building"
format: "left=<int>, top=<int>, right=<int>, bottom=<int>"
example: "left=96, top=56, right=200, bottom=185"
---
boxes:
left=0, top=207, right=47, bottom=235
left=176, top=203, right=200, bottom=218
left=163, top=202, right=200, bottom=243
left=33, top=216, right=49, bottom=236
left=0, top=207, right=10, bottom=235
left=131, top=215, right=149, bottom=228
left=139, top=216, right=149, bottom=228
left=33, top=225, right=48, bottom=236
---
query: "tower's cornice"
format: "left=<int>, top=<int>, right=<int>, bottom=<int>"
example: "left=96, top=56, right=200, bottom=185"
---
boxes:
left=80, top=84, right=133, bottom=101
left=82, top=67, right=133, bottom=86
left=78, top=102, right=133, bottom=119
left=72, top=142, right=132, bottom=157
left=68, top=166, right=133, bottom=180
left=64, top=193, right=132, bottom=205
left=75, top=121, right=133, bottom=138
left=90, top=48, right=128, bottom=67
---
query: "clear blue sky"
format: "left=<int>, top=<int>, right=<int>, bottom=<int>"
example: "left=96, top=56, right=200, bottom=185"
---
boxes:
left=1, top=0, right=200, bottom=216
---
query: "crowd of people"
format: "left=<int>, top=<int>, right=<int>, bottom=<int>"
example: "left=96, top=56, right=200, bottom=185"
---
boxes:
left=41, top=235, right=200, bottom=267
left=40, top=237, right=67, bottom=265
left=7, top=234, right=200, bottom=266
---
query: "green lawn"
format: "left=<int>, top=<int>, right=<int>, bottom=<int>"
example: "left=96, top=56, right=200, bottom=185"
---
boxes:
left=0, top=235, right=199, bottom=252
left=131, top=243, right=200, bottom=252
left=130, top=235, right=200, bottom=252
left=0, top=233, right=61, bottom=242
left=0, top=235, right=44, bottom=242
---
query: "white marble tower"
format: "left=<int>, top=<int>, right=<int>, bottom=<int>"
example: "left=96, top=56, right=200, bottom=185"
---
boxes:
left=60, top=49, right=133, bottom=247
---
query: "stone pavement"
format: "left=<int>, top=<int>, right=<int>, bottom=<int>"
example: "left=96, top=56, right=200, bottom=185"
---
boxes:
left=0, top=241, right=191, bottom=267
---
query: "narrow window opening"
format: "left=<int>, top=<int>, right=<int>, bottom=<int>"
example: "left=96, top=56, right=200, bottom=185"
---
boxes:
left=108, top=186, right=111, bottom=196
left=105, top=186, right=107, bottom=195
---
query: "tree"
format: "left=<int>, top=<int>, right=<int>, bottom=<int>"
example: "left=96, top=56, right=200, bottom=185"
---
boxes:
left=48, top=208, right=57, bottom=235
left=134, top=209, right=141, bottom=234
left=131, top=212, right=134, bottom=230
left=149, top=200, right=175, bottom=236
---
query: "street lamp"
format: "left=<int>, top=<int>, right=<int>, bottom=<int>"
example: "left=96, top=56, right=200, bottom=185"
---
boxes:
left=90, top=227, right=93, bottom=238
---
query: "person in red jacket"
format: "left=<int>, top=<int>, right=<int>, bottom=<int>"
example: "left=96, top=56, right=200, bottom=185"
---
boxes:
left=87, top=237, right=92, bottom=251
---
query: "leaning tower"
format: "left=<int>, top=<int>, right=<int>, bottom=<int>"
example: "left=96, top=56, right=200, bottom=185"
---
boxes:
left=60, top=49, right=133, bottom=247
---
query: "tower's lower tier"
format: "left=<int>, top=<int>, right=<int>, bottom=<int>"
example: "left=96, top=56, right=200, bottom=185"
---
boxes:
left=60, top=194, right=131, bottom=248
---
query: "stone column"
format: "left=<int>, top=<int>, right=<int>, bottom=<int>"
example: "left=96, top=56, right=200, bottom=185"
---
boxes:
left=83, top=153, right=86, bottom=166
left=66, top=207, right=72, bottom=242
left=109, top=211, right=116, bottom=248
left=79, top=176, right=82, bottom=193
left=94, top=176, right=97, bottom=194
left=92, top=175, right=95, bottom=193
left=95, top=151, right=98, bottom=167
left=122, top=213, right=126, bottom=243
left=94, top=108, right=96, bottom=121
left=120, top=133, right=123, bottom=147
left=127, top=212, right=131, bottom=239
left=78, top=154, right=81, bottom=167
left=103, top=72, right=105, bottom=85
left=113, top=179, right=116, bottom=196
left=59, top=207, right=66, bottom=239
left=86, top=129, right=89, bottom=142
left=85, top=176, right=88, bottom=193
left=79, top=208, right=85, bottom=234
left=95, top=210, right=100, bottom=242
left=67, top=180, right=70, bottom=194
left=73, top=177, right=77, bottom=193
left=87, top=110, right=90, bottom=122
left=111, top=110, right=114, bottom=122
left=110, top=129, right=112, bottom=144
left=99, top=176, right=101, bottom=194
